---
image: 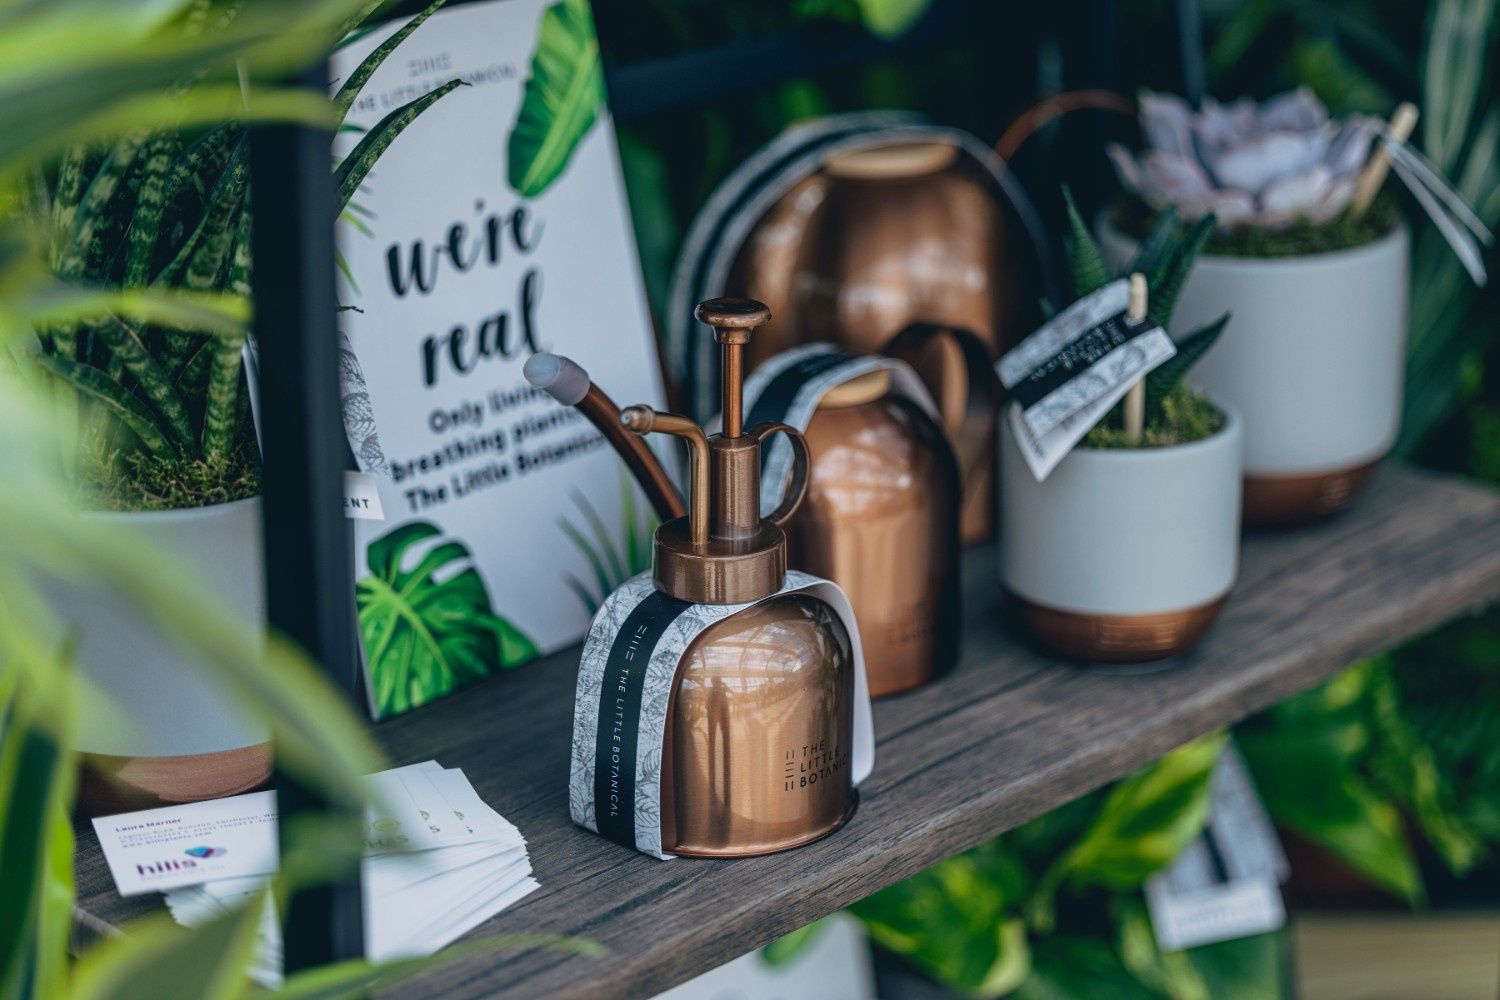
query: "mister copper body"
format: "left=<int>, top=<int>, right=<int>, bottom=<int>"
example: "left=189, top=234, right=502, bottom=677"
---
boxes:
left=790, top=369, right=960, bottom=697
left=623, top=297, right=859, bottom=857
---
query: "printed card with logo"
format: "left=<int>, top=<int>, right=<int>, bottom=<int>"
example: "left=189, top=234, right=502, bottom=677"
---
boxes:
left=92, top=792, right=280, bottom=896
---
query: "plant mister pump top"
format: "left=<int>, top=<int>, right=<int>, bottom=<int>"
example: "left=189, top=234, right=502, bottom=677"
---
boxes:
left=620, top=298, right=811, bottom=605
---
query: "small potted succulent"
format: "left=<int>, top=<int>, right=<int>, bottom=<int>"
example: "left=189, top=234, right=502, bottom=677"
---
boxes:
left=30, top=2, right=456, bottom=807
left=1098, top=89, right=1405, bottom=525
left=1000, top=203, right=1241, bottom=662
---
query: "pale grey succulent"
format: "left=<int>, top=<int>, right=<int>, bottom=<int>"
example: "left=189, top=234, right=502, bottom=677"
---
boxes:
left=1108, top=88, right=1382, bottom=229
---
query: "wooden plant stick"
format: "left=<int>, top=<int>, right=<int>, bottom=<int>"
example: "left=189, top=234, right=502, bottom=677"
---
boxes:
left=1124, top=273, right=1148, bottom=444
left=1352, top=102, right=1419, bottom=217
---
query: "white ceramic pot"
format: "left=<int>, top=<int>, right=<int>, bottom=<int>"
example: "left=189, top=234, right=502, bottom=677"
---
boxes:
left=46, top=497, right=271, bottom=808
left=998, top=405, right=1242, bottom=661
left=1099, top=218, right=1409, bottom=525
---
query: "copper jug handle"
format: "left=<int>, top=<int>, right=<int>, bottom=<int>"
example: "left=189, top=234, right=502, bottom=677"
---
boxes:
left=882, top=323, right=1001, bottom=486
left=748, top=421, right=811, bottom=529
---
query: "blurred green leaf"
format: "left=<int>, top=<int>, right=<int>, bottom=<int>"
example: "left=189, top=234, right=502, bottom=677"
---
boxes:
left=852, top=0, right=930, bottom=38
left=507, top=0, right=604, bottom=197
left=68, top=902, right=263, bottom=1000
left=851, top=847, right=1030, bottom=997
left=1055, top=733, right=1227, bottom=892
left=1014, top=937, right=1155, bottom=1000
left=760, top=919, right=828, bottom=968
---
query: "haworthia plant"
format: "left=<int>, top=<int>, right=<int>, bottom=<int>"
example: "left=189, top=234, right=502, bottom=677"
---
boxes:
left=1061, top=188, right=1230, bottom=424
left=32, top=2, right=462, bottom=499
left=506, top=0, right=604, bottom=198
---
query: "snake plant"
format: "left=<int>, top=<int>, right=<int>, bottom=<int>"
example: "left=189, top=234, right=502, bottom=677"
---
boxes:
left=31, top=0, right=460, bottom=510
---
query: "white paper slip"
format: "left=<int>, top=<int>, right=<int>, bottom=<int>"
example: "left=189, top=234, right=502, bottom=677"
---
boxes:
left=93, top=791, right=279, bottom=895
left=1145, top=746, right=1288, bottom=951
left=998, top=278, right=1176, bottom=481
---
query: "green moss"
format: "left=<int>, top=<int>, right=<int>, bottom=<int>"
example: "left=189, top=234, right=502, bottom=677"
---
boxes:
left=83, top=445, right=261, bottom=512
left=1083, top=384, right=1224, bottom=450
left=1114, top=195, right=1399, bottom=258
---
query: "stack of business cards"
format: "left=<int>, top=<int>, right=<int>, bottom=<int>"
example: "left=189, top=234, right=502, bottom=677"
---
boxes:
left=93, top=761, right=537, bottom=985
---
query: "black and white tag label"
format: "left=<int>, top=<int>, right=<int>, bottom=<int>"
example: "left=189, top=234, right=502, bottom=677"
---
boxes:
left=343, top=470, right=386, bottom=521
left=1146, top=746, right=1288, bottom=951
left=568, top=571, right=874, bottom=859
left=997, top=278, right=1175, bottom=481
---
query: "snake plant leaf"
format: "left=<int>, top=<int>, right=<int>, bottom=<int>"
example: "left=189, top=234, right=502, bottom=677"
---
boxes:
left=1062, top=188, right=1112, bottom=298
left=1145, top=313, right=1229, bottom=417
left=35, top=352, right=177, bottom=456
left=49, top=143, right=89, bottom=251
left=333, top=0, right=447, bottom=117
left=123, top=132, right=178, bottom=286
left=157, top=137, right=249, bottom=288
left=56, top=131, right=146, bottom=279
left=334, top=78, right=465, bottom=213
left=97, top=315, right=195, bottom=449
left=356, top=521, right=538, bottom=717
left=506, top=0, right=603, bottom=198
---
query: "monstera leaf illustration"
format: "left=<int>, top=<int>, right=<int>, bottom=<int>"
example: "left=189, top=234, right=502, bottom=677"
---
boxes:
left=357, top=521, right=537, bottom=716
left=506, top=0, right=603, bottom=197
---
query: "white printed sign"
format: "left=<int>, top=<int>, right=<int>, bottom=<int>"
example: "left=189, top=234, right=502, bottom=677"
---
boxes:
left=330, top=0, right=665, bottom=717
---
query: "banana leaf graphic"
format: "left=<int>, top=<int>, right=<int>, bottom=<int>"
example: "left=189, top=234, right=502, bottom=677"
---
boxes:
left=357, top=521, right=537, bottom=716
left=506, top=0, right=604, bottom=197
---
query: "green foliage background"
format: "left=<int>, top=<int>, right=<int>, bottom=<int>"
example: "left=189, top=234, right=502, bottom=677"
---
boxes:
left=597, top=0, right=1497, bottom=994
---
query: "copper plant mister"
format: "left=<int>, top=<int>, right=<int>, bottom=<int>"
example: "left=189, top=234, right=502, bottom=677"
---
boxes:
left=622, top=298, right=858, bottom=857
left=788, top=368, right=961, bottom=697
left=733, top=141, right=1018, bottom=542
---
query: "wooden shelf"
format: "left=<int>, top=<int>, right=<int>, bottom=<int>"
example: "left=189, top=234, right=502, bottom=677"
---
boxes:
left=73, top=464, right=1500, bottom=999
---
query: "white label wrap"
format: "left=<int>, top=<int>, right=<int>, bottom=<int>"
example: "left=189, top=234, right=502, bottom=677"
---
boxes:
left=569, top=570, right=874, bottom=859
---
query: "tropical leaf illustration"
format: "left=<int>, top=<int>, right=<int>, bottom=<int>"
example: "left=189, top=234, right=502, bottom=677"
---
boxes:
left=506, top=0, right=604, bottom=197
left=356, top=521, right=537, bottom=717
left=559, top=471, right=657, bottom=615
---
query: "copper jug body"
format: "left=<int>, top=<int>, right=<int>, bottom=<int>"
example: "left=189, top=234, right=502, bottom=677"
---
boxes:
left=789, top=371, right=960, bottom=697
left=660, top=595, right=855, bottom=857
left=747, top=143, right=1016, bottom=542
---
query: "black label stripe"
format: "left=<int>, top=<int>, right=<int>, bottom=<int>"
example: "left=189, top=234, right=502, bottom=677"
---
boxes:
left=1010, top=311, right=1157, bottom=411
left=746, top=351, right=857, bottom=429
left=594, top=589, right=694, bottom=849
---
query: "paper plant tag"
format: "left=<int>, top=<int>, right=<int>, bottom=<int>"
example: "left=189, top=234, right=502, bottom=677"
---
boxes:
left=997, top=278, right=1175, bottom=481
left=568, top=571, right=874, bottom=860
left=343, top=471, right=386, bottom=521
left=1145, top=746, right=1288, bottom=951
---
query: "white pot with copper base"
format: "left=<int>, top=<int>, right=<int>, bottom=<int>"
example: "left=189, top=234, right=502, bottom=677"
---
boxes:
left=998, top=405, right=1243, bottom=662
left=47, top=497, right=271, bottom=811
left=1100, top=220, right=1408, bottom=527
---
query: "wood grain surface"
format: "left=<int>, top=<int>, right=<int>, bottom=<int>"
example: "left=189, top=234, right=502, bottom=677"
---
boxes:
left=72, top=464, right=1500, bottom=999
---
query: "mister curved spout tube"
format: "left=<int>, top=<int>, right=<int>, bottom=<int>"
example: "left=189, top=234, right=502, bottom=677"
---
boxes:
left=524, top=353, right=686, bottom=521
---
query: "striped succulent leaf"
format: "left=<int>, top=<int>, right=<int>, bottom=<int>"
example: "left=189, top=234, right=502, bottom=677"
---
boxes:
left=48, top=145, right=89, bottom=266
left=1062, top=189, right=1112, bottom=298
left=96, top=316, right=194, bottom=449
left=56, top=132, right=146, bottom=280
left=123, top=134, right=179, bottom=287
left=333, top=0, right=447, bottom=117
left=201, top=209, right=251, bottom=460
left=35, top=353, right=177, bottom=458
left=156, top=138, right=248, bottom=287
left=333, top=78, right=464, bottom=212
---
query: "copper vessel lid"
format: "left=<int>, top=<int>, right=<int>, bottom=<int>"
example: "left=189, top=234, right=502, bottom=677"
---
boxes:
left=822, top=141, right=958, bottom=180
left=622, top=298, right=812, bottom=605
